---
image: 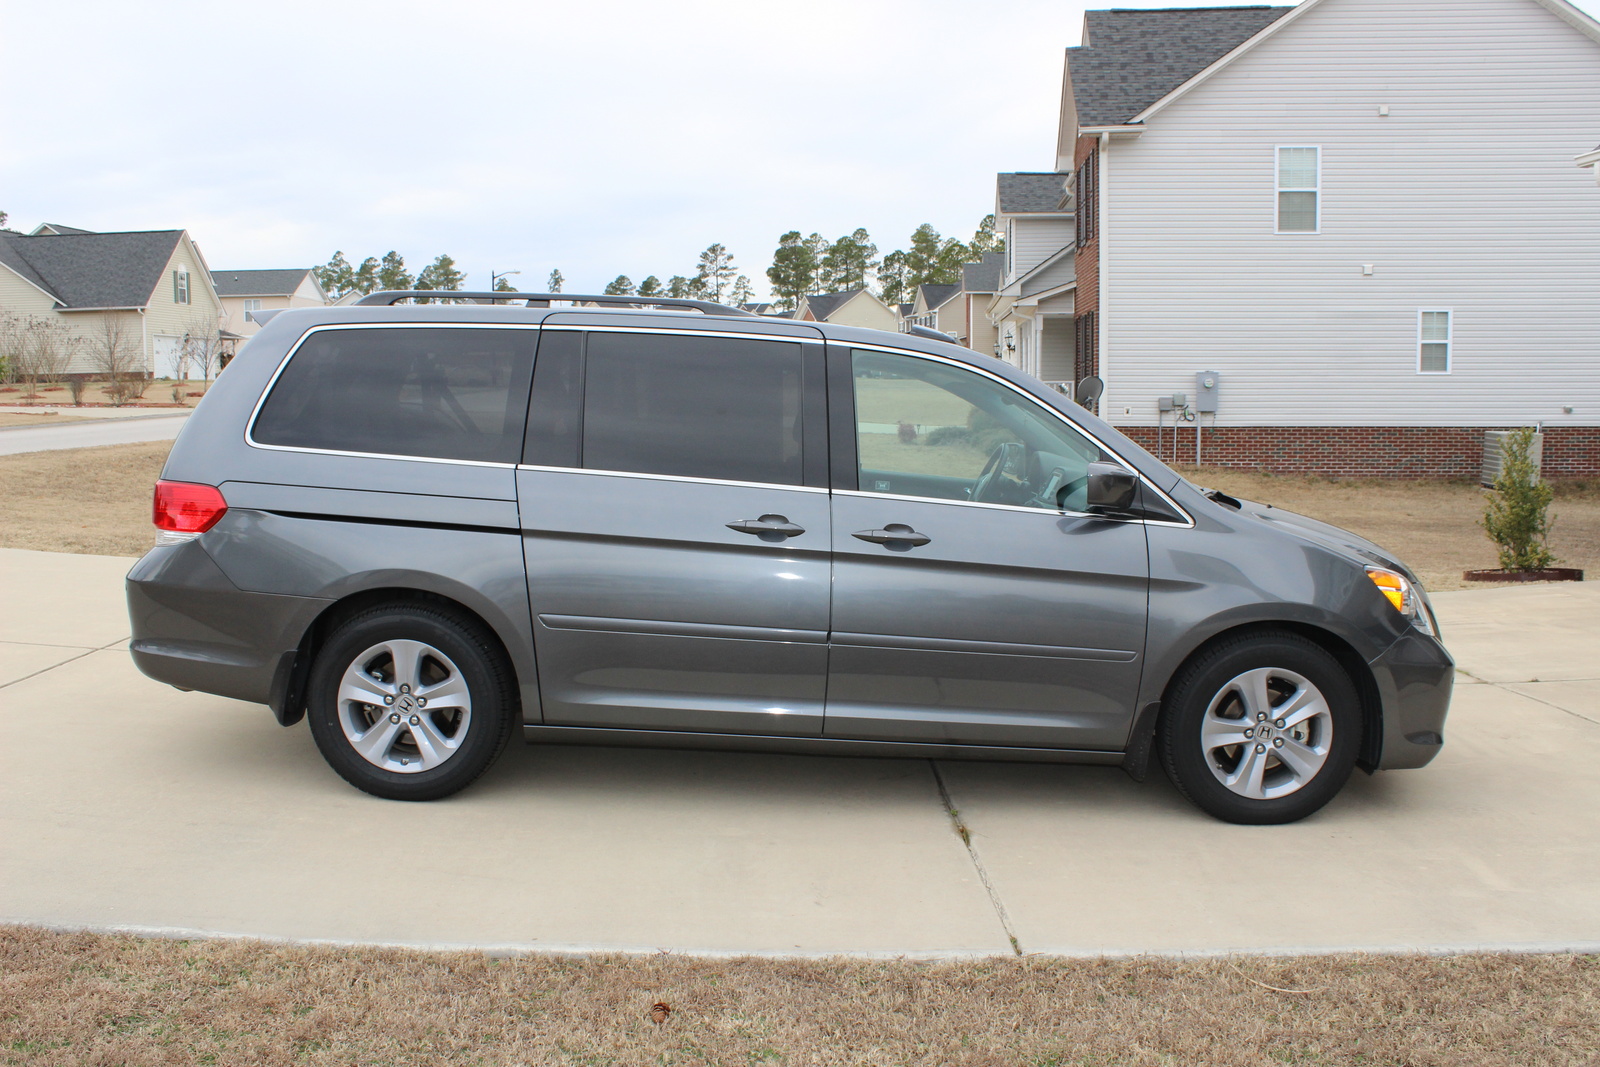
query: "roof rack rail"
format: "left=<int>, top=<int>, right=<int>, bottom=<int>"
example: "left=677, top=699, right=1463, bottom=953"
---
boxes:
left=352, top=291, right=758, bottom=317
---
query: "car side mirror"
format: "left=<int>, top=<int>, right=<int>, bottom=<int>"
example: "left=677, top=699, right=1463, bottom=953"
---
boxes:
left=1084, top=462, right=1138, bottom=515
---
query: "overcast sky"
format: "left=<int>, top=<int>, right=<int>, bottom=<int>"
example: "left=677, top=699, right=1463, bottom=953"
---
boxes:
left=3, top=0, right=1597, bottom=298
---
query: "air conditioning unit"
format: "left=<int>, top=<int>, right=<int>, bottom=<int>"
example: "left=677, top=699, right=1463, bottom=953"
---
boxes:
left=1482, top=430, right=1542, bottom=487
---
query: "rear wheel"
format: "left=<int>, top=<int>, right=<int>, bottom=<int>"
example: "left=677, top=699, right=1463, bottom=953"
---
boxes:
left=306, top=605, right=515, bottom=801
left=1159, top=631, right=1360, bottom=824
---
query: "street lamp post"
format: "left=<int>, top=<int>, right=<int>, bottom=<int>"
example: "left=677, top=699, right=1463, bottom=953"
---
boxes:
left=490, top=269, right=521, bottom=293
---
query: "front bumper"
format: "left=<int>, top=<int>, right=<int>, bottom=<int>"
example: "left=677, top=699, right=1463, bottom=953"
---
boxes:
left=1370, top=626, right=1454, bottom=770
left=126, top=538, right=330, bottom=707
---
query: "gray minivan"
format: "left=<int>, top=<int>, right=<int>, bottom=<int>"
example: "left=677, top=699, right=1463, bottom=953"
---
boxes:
left=127, top=293, right=1452, bottom=824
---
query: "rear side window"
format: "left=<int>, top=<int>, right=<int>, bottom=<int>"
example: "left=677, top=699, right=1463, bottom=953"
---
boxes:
left=251, top=327, right=536, bottom=463
left=579, top=332, right=806, bottom=486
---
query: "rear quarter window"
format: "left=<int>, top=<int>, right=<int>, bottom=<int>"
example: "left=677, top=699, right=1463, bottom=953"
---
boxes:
left=250, top=326, right=536, bottom=463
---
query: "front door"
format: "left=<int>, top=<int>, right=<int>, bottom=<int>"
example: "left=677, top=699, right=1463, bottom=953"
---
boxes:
left=826, top=345, right=1150, bottom=751
left=518, top=326, right=832, bottom=736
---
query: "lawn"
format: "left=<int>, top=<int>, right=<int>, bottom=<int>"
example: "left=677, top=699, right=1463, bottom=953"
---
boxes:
left=3, top=927, right=1597, bottom=1066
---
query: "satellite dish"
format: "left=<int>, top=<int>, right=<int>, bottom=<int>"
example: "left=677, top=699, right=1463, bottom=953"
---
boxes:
left=1076, top=375, right=1104, bottom=407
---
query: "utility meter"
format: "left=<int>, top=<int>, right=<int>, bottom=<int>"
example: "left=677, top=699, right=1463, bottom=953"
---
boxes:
left=1195, top=372, right=1220, bottom=413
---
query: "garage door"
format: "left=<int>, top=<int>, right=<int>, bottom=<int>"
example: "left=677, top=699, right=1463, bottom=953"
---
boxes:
left=153, top=335, right=182, bottom=379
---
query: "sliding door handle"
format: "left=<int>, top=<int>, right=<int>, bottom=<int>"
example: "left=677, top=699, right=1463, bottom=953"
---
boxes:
left=852, top=524, right=931, bottom=548
left=727, top=515, right=806, bottom=540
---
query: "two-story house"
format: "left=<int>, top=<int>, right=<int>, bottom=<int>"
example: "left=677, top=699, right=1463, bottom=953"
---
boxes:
left=795, top=288, right=900, bottom=331
left=0, top=224, right=223, bottom=379
left=986, top=173, right=1077, bottom=385
left=1060, top=0, right=1600, bottom=476
left=211, top=268, right=328, bottom=339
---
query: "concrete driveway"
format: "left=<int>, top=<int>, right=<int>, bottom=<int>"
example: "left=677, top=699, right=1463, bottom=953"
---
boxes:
left=2, top=545, right=1597, bottom=957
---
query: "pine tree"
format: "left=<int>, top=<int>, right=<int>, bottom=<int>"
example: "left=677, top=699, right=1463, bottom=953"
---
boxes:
left=968, top=214, right=1002, bottom=257
left=878, top=250, right=910, bottom=307
left=415, top=254, right=465, bottom=303
left=603, top=275, right=636, bottom=296
left=637, top=275, right=662, bottom=297
left=805, top=234, right=829, bottom=292
left=378, top=251, right=413, bottom=291
left=694, top=243, right=737, bottom=303
left=729, top=275, right=754, bottom=307
left=665, top=275, right=691, bottom=298
left=353, top=257, right=380, bottom=295
left=492, top=274, right=519, bottom=292
left=766, top=231, right=818, bottom=312
left=547, top=269, right=564, bottom=294
left=314, top=251, right=356, bottom=297
left=820, top=228, right=877, bottom=292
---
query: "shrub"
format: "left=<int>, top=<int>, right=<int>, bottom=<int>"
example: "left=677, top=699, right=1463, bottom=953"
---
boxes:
left=1481, top=427, right=1556, bottom=572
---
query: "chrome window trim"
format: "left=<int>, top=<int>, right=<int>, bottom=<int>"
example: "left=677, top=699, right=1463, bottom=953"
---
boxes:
left=516, top=463, right=827, bottom=495
left=244, top=322, right=540, bottom=465
left=833, top=488, right=1188, bottom=527
left=840, top=340, right=1195, bottom=529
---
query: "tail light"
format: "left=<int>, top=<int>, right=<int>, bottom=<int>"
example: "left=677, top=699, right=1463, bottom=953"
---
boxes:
left=153, top=480, right=228, bottom=536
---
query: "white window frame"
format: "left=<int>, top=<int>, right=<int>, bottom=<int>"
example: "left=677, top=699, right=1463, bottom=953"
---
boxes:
left=174, top=268, right=191, bottom=305
left=243, top=298, right=263, bottom=323
left=1417, top=310, right=1453, bottom=375
left=1275, top=145, right=1321, bottom=235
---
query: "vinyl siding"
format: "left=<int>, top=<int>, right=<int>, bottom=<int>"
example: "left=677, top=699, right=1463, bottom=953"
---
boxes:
left=1101, top=0, right=1600, bottom=428
left=139, top=236, right=223, bottom=374
left=1007, top=217, right=1075, bottom=281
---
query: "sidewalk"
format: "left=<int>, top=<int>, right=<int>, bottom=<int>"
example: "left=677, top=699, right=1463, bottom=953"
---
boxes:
left=2, top=546, right=1597, bottom=957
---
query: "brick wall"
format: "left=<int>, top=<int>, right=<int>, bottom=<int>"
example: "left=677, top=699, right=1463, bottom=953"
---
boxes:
left=1118, top=425, right=1600, bottom=478
left=1072, top=134, right=1099, bottom=380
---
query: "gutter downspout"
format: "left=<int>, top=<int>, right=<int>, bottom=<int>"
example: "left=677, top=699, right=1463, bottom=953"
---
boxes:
left=139, top=309, right=148, bottom=377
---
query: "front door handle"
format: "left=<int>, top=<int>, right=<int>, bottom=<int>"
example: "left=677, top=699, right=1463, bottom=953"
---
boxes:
left=852, top=524, right=932, bottom=548
left=727, top=514, right=806, bottom=541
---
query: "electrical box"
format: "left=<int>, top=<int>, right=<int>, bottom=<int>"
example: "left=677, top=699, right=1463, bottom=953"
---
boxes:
left=1194, top=372, right=1220, bottom=413
left=1158, top=395, right=1174, bottom=412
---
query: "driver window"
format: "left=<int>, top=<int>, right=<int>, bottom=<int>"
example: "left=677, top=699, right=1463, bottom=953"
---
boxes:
left=851, top=349, right=1112, bottom=512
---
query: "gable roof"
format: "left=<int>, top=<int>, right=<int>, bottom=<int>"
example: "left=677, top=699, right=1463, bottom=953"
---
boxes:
left=211, top=268, right=316, bottom=297
left=1066, top=6, right=1292, bottom=128
left=0, top=229, right=187, bottom=309
left=997, top=172, right=1070, bottom=214
left=919, top=283, right=960, bottom=310
left=802, top=288, right=862, bottom=321
left=962, top=251, right=1006, bottom=294
left=31, top=223, right=97, bottom=236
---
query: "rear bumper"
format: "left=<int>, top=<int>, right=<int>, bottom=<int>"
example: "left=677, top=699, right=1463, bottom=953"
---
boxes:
left=1370, top=627, right=1455, bottom=770
left=126, top=539, right=330, bottom=706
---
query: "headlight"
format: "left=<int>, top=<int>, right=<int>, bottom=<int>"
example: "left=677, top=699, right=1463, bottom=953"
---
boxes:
left=1365, top=567, right=1437, bottom=637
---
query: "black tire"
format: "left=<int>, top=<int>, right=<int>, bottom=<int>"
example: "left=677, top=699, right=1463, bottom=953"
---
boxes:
left=1158, top=631, right=1361, bottom=825
left=306, top=604, right=516, bottom=801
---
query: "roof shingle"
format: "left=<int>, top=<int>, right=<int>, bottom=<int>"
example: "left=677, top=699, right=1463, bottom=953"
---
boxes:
left=1068, top=6, right=1292, bottom=128
left=0, top=230, right=184, bottom=308
left=997, top=172, right=1070, bottom=214
left=210, top=268, right=315, bottom=297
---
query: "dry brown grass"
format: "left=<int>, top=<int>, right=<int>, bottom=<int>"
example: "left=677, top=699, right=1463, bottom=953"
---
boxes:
left=0, top=441, right=168, bottom=557
left=1182, top=468, right=1600, bottom=591
left=1, top=927, right=1597, bottom=1066
left=0, top=379, right=209, bottom=409
left=0, top=413, right=99, bottom=429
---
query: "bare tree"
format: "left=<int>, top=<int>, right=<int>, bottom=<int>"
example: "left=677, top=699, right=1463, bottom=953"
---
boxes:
left=13, top=317, right=74, bottom=399
left=182, top=318, right=223, bottom=384
left=0, top=313, right=22, bottom=384
left=90, top=316, right=144, bottom=405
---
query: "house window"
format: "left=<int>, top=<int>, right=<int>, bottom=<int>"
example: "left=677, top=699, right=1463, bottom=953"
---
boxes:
left=174, top=268, right=191, bottom=304
left=1074, top=311, right=1098, bottom=385
left=1276, top=146, right=1320, bottom=233
left=1418, top=311, right=1452, bottom=374
left=243, top=298, right=263, bottom=323
left=1075, top=152, right=1098, bottom=248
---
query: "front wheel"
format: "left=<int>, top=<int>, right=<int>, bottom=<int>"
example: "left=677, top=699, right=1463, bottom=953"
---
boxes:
left=1158, top=632, right=1361, bottom=824
left=306, top=604, right=516, bottom=801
